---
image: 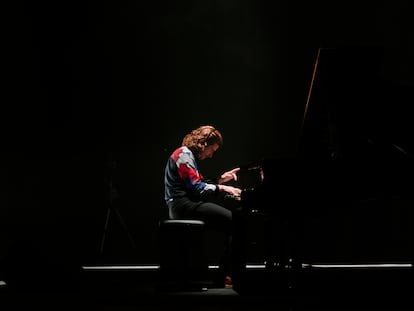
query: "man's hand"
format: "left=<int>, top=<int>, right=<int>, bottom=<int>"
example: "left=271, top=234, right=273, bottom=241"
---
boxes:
left=218, top=184, right=242, bottom=200
left=218, top=167, right=240, bottom=184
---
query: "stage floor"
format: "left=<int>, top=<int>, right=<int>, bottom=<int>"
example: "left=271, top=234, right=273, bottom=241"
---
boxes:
left=1, top=264, right=413, bottom=310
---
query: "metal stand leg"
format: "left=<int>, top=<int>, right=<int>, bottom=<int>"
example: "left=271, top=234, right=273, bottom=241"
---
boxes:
left=99, top=164, right=137, bottom=257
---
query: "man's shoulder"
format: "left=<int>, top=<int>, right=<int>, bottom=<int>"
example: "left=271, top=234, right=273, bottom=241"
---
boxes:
left=171, top=146, right=193, bottom=161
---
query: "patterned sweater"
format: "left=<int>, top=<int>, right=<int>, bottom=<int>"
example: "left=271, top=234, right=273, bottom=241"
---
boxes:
left=164, top=146, right=217, bottom=202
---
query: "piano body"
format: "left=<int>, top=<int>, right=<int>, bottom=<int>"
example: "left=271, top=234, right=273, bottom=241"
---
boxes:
left=233, top=47, right=414, bottom=295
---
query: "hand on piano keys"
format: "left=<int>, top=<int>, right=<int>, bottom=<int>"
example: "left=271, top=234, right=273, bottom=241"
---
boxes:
left=219, top=184, right=242, bottom=201
left=224, top=194, right=242, bottom=201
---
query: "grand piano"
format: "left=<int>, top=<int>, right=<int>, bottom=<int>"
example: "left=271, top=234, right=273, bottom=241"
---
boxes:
left=232, top=47, right=414, bottom=295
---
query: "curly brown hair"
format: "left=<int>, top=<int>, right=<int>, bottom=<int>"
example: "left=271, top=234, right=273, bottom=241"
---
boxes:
left=181, top=125, right=223, bottom=154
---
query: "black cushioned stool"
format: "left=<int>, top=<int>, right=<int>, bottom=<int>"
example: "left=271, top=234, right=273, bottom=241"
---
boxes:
left=158, top=219, right=210, bottom=291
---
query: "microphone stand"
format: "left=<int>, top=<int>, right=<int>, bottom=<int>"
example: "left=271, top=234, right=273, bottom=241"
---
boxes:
left=99, top=161, right=137, bottom=257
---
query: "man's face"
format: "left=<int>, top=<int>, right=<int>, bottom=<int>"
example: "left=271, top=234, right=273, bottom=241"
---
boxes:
left=199, top=143, right=219, bottom=160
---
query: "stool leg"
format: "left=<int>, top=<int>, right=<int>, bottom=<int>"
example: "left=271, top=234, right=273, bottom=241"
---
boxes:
left=157, top=220, right=210, bottom=291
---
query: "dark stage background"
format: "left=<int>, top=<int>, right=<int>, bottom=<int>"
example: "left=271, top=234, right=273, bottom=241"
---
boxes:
left=2, top=0, right=413, bottom=288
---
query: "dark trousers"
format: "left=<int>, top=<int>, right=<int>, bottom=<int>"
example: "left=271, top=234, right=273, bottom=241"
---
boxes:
left=167, top=195, right=246, bottom=285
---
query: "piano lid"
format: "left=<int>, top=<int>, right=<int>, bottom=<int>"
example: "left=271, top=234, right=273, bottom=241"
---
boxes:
left=297, top=46, right=413, bottom=201
left=299, top=46, right=413, bottom=161
left=240, top=47, right=413, bottom=210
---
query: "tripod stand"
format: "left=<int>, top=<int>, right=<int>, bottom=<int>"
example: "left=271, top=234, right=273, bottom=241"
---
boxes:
left=99, top=161, right=137, bottom=257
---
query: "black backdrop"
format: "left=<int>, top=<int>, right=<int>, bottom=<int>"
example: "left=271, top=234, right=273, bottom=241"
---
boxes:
left=2, top=0, right=413, bottom=287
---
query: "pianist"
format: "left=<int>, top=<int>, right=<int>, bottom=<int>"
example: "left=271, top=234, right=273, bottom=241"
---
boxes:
left=164, top=125, right=243, bottom=287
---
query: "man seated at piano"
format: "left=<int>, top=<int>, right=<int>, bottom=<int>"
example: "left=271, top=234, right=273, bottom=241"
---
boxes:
left=164, top=125, right=243, bottom=288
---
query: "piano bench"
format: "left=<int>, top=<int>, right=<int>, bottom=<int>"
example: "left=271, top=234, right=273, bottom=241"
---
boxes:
left=157, top=219, right=210, bottom=291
